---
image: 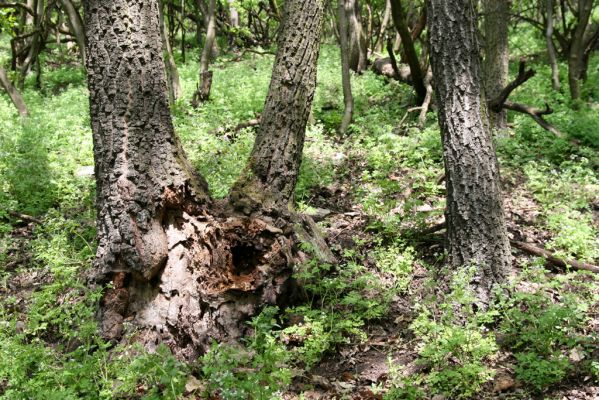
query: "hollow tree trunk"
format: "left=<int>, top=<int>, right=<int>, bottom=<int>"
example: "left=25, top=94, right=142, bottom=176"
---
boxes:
left=59, top=0, right=86, bottom=65
left=482, top=0, right=509, bottom=129
left=568, top=0, right=593, bottom=101
left=230, top=0, right=325, bottom=214
left=84, top=0, right=309, bottom=360
left=346, top=0, right=368, bottom=72
left=390, top=0, right=426, bottom=104
left=0, top=66, right=29, bottom=116
left=192, top=0, right=217, bottom=106
left=339, top=0, right=354, bottom=135
left=427, top=0, right=511, bottom=307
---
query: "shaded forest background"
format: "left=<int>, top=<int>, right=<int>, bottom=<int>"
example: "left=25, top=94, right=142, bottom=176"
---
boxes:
left=0, top=0, right=598, bottom=399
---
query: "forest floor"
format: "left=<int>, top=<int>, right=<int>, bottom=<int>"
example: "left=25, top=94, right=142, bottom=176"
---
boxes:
left=1, top=42, right=598, bottom=399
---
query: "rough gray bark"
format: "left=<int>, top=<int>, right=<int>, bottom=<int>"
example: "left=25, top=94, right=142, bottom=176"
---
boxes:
left=346, top=0, right=368, bottom=72
left=390, top=0, right=426, bottom=104
left=546, top=0, right=561, bottom=91
left=192, top=0, right=217, bottom=106
left=427, top=0, right=511, bottom=306
left=339, top=0, right=354, bottom=135
left=0, top=66, right=29, bottom=116
left=59, top=0, right=86, bottom=65
left=568, top=0, right=594, bottom=101
left=84, top=0, right=305, bottom=360
left=482, top=0, right=509, bottom=129
left=230, top=0, right=325, bottom=214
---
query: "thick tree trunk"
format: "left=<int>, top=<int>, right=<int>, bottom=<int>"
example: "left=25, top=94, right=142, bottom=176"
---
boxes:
left=0, top=66, right=29, bottom=116
left=390, top=0, right=426, bottom=104
left=83, top=0, right=306, bottom=360
left=427, top=0, right=511, bottom=307
left=482, top=0, right=509, bottom=129
left=230, top=0, right=325, bottom=214
left=59, top=0, right=86, bottom=65
left=339, top=0, right=354, bottom=135
left=546, top=0, right=561, bottom=91
left=567, top=0, right=593, bottom=101
left=346, top=0, right=368, bottom=72
left=192, top=0, right=217, bottom=106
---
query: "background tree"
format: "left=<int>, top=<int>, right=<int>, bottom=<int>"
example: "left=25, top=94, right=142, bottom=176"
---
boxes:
left=339, top=0, right=354, bottom=135
left=428, top=0, right=512, bottom=306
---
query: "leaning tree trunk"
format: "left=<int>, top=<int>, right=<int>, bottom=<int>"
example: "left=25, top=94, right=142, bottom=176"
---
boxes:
left=83, top=0, right=317, bottom=360
left=482, top=0, right=509, bottom=129
left=0, top=66, right=29, bottom=116
left=59, top=0, right=86, bottom=66
left=427, top=0, right=511, bottom=307
left=230, top=0, right=325, bottom=214
left=390, top=0, right=426, bottom=104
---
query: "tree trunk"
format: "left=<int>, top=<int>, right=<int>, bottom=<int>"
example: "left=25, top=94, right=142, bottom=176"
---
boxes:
left=339, top=0, right=354, bottom=135
left=230, top=0, right=325, bottom=214
left=0, top=66, right=29, bottom=116
left=59, top=0, right=86, bottom=66
left=192, top=0, right=217, bottom=106
left=346, top=0, right=368, bottom=72
left=390, top=0, right=426, bottom=104
left=83, top=0, right=310, bottom=360
left=427, top=0, right=511, bottom=307
left=568, top=0, right=593, bottom=101
left=159, top=3, right=182, bottom=104
left=482, top=0, right=509, bottom=129
left=374, top=0, right=392, bottom=53
left=546, top=0, right=561, bottom=91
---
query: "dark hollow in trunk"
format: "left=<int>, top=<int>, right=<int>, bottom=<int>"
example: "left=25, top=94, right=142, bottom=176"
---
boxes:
left=427, top=0, right=511, bottom=307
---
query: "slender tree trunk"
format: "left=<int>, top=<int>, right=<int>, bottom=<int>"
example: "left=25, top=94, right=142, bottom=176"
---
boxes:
left=159, top=3, right=182, bottom=104
left=568, top=0, right=593, bottom=101
left=230, top=0, right=325, bottom=214
left=59, top=0, right=86, bottom=65
left=346, top=0, right=368, bottom=72
left=482, top=0, right=509, bottom=129
left=546, top=0, right=561, bottom=90
left=339, top=0, right=354, bottom=135
left=390, top=0, right=426, bottom=104
left=427, top=0, right=511, bottom=307
left=374, top=0, right=392, bottom=52
left=192, top=0, right=217, bottom=106
left=0, top=66, right=29, bottom=116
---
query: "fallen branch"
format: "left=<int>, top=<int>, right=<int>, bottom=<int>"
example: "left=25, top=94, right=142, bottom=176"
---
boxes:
left=502, top=101, right=565, bottom=138
left=5, top=211, right=42, bottom=224
left=414, top=221, right=599, bottom=274
left=209, top=115, right=261, bottom=140
left=511, top=241, right=599, bottom=274
left=231, top=48, right=275, bottom=62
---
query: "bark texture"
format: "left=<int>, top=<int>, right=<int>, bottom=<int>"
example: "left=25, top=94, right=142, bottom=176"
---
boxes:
left=230, top=0, right=325, bottom=214
left=567, top=0, right=594, bottom=101
left=84, top=0, right=303, bottom=359
left=482, top=0, right=509, bottom=129
left=427, top=0, right=511, bottom=306
left=346, top=0, right=368, bottom=72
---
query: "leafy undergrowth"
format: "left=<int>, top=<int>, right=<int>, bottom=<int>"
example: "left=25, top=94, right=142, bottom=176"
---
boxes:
left=0, top=42, right=598, bottom=399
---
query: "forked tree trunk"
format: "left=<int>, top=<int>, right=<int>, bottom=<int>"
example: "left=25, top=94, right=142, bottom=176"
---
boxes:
left=346, top=0, right=368, bottom=72
left=84, top=0, right=320, bottom=360
left=482, top=0, right=509, bottom=129
left=230, top=0, right=325, bottom=214
left=427, top=0, right=511, bottom=307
